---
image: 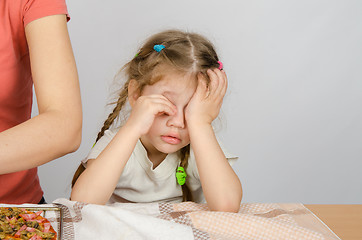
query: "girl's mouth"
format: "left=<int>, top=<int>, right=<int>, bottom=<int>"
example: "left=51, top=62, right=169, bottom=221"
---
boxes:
left=161, top=135, right=181, bottom=145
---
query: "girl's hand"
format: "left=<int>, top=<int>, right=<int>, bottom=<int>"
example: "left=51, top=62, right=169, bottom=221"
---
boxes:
left=126, top=95, right=176, bottom=136
left=185, top=69, right=227, bottom=126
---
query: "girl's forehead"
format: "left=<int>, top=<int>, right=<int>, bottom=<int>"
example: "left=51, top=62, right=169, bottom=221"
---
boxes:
left=152, top=72, right=197, bottom=94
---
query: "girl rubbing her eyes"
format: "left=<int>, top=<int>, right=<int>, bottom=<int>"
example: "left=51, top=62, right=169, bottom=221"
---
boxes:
left=71, top=29, right=242, bottom=212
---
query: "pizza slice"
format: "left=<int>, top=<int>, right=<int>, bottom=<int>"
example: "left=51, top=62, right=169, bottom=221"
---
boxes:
left=0, top=207, right=57, bottom=240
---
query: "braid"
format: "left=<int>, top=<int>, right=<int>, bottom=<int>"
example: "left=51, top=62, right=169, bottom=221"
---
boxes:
left=96, top=84, right=129, bottom=142
left=72, top=82, right=129, bottom=188
left=179, top=145, right=192, bottom=202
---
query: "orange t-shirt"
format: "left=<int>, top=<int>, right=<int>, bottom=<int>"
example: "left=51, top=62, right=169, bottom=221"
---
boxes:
left=0, top=0, right=69, bottom=204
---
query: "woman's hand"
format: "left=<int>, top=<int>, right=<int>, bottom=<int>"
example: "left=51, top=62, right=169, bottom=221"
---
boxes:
left=126, top=95, right=177, bottom=136
left=185, top=68, right=228, bottom=126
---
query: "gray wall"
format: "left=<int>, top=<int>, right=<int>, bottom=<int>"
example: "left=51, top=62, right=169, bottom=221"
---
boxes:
left=34, top=0, right=362, bottom=203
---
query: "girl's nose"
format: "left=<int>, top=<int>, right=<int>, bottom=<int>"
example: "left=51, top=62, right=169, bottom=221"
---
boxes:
left=167, top=109, right=185, bottom=129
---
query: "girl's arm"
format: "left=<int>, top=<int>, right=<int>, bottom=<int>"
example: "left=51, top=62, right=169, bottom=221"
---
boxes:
left=0, top=15, right=82, bottom=174
left=186, top=69, right=242, bottom=212
left=70, top=123, right=140, bottom=204
left=71, top=89, right=177, bottom=204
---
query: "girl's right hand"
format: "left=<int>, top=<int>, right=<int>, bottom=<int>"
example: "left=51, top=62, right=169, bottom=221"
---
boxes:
left=125, top=95, right=177, bottom=136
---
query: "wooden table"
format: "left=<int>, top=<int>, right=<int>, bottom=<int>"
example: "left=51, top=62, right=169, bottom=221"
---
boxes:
left=304, top=204, right=362, bottom=240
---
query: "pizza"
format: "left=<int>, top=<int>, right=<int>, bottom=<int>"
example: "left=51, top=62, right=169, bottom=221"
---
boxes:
left=0, top=207, right=57, bottom=240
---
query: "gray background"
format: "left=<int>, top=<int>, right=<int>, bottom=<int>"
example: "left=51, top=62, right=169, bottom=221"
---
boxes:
left=34, top=0, right=362, bottom=203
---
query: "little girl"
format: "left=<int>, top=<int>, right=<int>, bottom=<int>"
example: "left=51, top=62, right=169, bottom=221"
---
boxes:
left=71, top=30, right=242, bottom=212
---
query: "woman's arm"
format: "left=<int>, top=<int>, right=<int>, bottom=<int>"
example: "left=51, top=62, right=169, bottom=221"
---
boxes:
left=0, top=15, right=82, bottom=174
left=186, top=69, right=242, bottom=212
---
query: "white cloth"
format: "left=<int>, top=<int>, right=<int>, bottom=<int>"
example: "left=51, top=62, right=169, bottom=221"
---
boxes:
left=50, top=198, right=341, bottom=240
left=82, top=128, right=238, bottom=204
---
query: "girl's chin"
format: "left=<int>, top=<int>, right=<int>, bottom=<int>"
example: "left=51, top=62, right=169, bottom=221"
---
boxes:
left=156, top=144, right=182, bottom=154
left=155, top=141, right=188, bottom=154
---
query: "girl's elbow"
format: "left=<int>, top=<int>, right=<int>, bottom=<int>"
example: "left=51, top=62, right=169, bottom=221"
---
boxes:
left=210, top=202, right=240, bottom=213
left=225, top=206, right=240, bottom=213
left=210, top=190, right=243, bottom=212
left=217, top=200, right=241, bottom=212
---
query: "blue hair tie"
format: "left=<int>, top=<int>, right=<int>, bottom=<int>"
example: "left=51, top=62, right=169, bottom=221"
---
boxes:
left=154, top=44, right=165, bottom=53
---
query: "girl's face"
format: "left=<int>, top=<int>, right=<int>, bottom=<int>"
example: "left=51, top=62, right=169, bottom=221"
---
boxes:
left=140, top=71, right=197, bottom=158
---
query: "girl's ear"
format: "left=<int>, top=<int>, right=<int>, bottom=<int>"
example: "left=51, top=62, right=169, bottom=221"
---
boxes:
left=128, top=79, right=140, bottom=107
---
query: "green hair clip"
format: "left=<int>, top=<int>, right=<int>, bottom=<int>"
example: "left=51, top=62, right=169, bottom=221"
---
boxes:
left=176, top=166, right=187, bottom=185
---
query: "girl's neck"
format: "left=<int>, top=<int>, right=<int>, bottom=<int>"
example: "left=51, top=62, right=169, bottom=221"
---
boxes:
left=147, top=151, right=167, bottom=169
left=140, top=138, right=167, bottom=169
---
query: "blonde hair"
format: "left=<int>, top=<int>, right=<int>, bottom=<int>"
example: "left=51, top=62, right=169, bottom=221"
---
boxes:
left=72, top=29, right=221, bottom=201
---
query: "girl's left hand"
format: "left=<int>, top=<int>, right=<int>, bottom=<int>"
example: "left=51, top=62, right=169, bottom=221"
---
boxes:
left=185, top=68, right=227, bottom=126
